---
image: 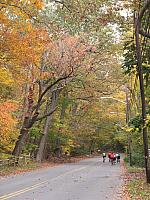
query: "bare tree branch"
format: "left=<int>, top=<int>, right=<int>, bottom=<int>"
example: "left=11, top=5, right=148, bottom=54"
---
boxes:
left=76, top=96, right=94, bottom=102
left=36, top=107, right=57, bottom=121
left=33, top=68, right=74, bottom=112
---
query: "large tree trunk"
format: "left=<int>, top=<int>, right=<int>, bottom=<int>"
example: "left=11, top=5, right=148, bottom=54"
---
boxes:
left=12, top=86, right=34, bottom=156
left=36, top=90, right=59, bottom=162
left=12, top=129, right=29, bottom=156
left=12, top=64, right=72, bottom=157
left=135, top=8, right=150, bottom=183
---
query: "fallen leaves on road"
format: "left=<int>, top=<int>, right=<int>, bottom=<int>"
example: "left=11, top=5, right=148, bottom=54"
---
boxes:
left=0, top=156, right=89, bottom=178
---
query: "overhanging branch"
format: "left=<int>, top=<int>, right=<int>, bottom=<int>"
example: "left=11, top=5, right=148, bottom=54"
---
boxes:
left=36, top=107, right=57, bottom=121
left=33, top=68, right=74, bottom=113
left=138, top=0, right=150, bottom=38
left=37, top=71, right=73, bottom=108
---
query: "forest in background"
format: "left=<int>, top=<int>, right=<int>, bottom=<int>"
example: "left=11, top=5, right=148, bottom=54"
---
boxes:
left=0, top=0, right=149, bottom=170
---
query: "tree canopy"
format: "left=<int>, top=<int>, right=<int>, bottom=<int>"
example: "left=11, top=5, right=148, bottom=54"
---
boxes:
left=0, top=1, right=149, bottom=180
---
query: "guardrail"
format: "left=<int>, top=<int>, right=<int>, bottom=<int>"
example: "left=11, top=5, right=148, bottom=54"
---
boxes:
left=0, top=155, right=31, bottom=167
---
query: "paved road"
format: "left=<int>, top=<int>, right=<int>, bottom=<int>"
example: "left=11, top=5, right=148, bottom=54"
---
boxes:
left=0, top=157, right=123, bottom=200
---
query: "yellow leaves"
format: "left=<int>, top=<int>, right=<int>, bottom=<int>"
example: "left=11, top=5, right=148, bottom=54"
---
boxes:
left=113, top=92, right=126, bottom=102
left=124, top=127, right=134, bottom=132
left=146, top=114, right=150, bottom=126
left=147, top=114, right=150, bottom=121
left=0, top=68, right=14, bottom=86
left=68, top=139, right=73, bottom=145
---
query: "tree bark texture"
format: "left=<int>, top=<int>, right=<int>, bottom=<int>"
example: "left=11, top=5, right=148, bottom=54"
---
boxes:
left=135, top=11, right=150, bottom=183
left=12, top=86, right=35, bottom=156
left=36, top=90, right=59, bottom=162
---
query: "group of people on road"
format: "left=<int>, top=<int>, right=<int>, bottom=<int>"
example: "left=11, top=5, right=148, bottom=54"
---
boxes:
left=102, top=152, right=120, bottom=165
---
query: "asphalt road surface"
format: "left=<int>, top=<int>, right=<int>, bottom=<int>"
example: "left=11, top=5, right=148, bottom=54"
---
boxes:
left=0, top=157, right=123, bottom=200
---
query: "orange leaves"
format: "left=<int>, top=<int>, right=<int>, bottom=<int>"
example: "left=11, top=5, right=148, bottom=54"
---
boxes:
left=0, top=1, right=50, bottom=152
left=0, top=101, right=18, bottom=148
left=0, top=101, right=18, bottom=127
left=0, top=17, right=49, bottom=86
left=23, top=28, right=49, bottom=65
left=0, top=0, right=47, bottom=75
left=32, top=0, right=44, bottom=9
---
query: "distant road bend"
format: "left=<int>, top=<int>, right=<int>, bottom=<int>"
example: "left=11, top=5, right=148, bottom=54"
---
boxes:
left=0, top=157, right=123, bottom=200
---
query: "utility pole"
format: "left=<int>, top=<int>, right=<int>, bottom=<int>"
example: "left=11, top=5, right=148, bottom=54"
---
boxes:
left=135, top=9, right=150, bottom=183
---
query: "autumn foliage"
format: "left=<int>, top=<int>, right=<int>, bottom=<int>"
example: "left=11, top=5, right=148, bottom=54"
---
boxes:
left=0, top=101, right=18, bottom=151
left=0, top=0, right=130, bottom=159
left=0, top=0, right=49, bottom=152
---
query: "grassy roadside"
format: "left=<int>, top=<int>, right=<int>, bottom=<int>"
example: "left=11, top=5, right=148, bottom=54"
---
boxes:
left=0, top=162, right=56, bottom=177
left=124, top=164, right=150, bottom=200
left=0, top=155, right=89, bottom=177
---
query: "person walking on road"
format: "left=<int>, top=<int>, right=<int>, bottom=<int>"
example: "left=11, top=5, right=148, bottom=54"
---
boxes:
left=108, top=152, right=112, bottom=162
left=116, top=153, right=120, bottom=163
left=110, top=152, right=116, bottom=165
left=102, top=152, right=106, bottom=162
